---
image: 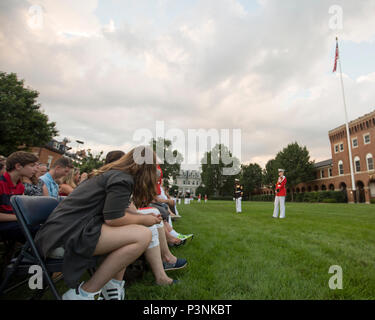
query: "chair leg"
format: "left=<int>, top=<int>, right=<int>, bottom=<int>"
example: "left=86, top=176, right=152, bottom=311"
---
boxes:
left=0, top=245, right=27, bottom=297
left=41, top=271, right=61, bottom=300
left=0, top=240, right=16, bottom=278
left=0, top=266, right=13, bottom=296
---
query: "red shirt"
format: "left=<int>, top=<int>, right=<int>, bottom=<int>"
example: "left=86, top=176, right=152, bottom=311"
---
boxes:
left=275, top=176, right=287, bottom=197
left=0, top=172, right=25, bottom=214
left=156, top=165, right=163, bottom=195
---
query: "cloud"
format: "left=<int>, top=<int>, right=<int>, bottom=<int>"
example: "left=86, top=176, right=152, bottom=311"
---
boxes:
left=1, top=0, right=375, bottom=167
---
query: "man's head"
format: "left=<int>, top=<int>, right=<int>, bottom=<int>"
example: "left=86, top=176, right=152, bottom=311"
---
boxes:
left=51, top=157, right=73, bottom=179
left=278, top=169, right=285, bottom=177
left=37, top=163, right=48, bottom=178
left=105, top=150, right=125, bottom=164
left=6, top=151, right=39, bottom=179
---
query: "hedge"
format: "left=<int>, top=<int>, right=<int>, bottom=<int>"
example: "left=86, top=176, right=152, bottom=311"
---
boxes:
left=250, top=191, right=348, bottom=203
left=207, top=196, right=235, bottom=201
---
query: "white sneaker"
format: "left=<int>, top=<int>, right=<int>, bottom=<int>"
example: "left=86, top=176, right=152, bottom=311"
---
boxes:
left=62, top=282, right=102, bottom=300
left=101, top=279, right=125, bottom=300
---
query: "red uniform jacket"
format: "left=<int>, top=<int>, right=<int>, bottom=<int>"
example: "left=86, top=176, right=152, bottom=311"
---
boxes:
left=275, top=176, right=287, bottom=197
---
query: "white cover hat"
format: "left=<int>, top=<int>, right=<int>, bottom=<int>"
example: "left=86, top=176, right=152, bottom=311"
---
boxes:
left=278, top=168, right=285, bottom=172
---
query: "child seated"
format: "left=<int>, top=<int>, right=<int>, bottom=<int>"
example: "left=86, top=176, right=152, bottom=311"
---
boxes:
left=0, top=151, right=39, bottom=242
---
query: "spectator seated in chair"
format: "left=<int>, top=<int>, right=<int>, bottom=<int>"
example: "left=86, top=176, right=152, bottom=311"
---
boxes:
left=40, top=157, right=73, bottom=198
left=0, top=151, right=39, bottom=243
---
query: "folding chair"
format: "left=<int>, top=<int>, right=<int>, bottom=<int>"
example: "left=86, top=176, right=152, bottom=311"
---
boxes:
left=0, top=237, right=17, bottom=278
left=0, top=196, right=64, bottom=300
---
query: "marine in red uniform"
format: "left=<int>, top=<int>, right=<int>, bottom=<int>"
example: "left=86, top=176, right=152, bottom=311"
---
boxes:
left=273, top=169, right=287, bottom=218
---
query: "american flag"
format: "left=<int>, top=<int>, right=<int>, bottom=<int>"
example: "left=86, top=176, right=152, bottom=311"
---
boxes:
left=333, top=39, right=339, bottom=73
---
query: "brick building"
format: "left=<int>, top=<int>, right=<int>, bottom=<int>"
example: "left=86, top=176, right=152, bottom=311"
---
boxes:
left=260, top=110, right=375, bottom=204
left=31, top=139, right=81, bottom=168
left=297, top=110, right=375, bottom=203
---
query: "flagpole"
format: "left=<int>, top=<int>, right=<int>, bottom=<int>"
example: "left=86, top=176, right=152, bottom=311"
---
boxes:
left=336, top=37, right=357, bottom=202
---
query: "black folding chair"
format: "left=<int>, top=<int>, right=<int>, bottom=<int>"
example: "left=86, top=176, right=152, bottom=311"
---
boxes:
left=0, top=196, right=64, bottom=300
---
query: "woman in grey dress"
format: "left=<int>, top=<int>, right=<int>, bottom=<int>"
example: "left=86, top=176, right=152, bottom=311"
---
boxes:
left=35, top=146, right=162, bottom=300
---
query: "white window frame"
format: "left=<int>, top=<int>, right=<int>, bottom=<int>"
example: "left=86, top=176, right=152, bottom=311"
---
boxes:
left=363, top=133, right=370, bottom=145
left=328, top=167, right=332, bottom=177
left=339, top=143, right=344, bottom=152
left=334, top=144, right=339, bottom=154
left=367, top=153, right=374, bottom=171
left=338, top=160, right=344, bottom=175
left=47, top=155, right=53, bottom=169
left=320, top=169, right=324, bottom=178
left=352, top=137, right=358, bottom=148
left=354, top=156, right=361, bottom=173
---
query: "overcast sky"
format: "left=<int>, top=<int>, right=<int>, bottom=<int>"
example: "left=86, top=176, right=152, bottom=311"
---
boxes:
left=1, top=0, right=375, bottom=170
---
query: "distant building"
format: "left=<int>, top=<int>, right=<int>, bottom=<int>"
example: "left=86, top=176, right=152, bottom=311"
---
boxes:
left=31, top=138, right=83, bottom=168
left=259, top=109, right=375, bottom=204
left=174, top=169, right=202, bottom=196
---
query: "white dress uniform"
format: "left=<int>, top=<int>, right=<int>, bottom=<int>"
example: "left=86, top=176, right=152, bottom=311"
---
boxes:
left=273, top=170, right=287, bottom=219
left=234, top=181, right=243, bottom=213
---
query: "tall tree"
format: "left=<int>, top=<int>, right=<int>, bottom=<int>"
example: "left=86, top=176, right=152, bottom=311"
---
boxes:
left=275, top=142, right=315, bottom=201
left=0, top=72, right=58, bottom=156
left=150, top=137, right=183, bottom=188
left=75, top=150, right=105, bottom=173
left=200, top=144, right=240, bottom=196
left=262, top=159, right=279, bottom=187
left=240, top=163, right=263, bottom=198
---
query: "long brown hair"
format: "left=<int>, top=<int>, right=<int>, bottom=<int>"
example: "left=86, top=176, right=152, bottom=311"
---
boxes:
left=92, top=146, right=157, bottom=208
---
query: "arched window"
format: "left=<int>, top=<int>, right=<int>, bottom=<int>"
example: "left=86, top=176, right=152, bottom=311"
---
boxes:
left=321, top=185, right=327, bottom=191
left=367, top=153, right=374, bottom=171
left=329, top=184, right=335, bottom=191
left=354, top=156, right=361, bottom=172
left=338, top=160, right=344, bottom=175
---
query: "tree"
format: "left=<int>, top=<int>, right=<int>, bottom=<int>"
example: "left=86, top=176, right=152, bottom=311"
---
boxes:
left=195, top=184, right=208, bottom=197
left=0, top=71, right=58, bottom=156
left=75, top=149, right=105, bottom=173
left=240, top=163, right=263, bottom=199
left=274, top=142, right=315, bottom=201
left=150, top=137, right=184, bottom=189
left=262, top=159, right=279, bottom=187
left=200, top=144, right=241, bottom=196
left=168, top=184, right=179, bottom=196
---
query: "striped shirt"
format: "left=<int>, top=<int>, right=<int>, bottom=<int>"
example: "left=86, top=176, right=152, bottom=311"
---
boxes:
left=0, top=172, right=25, bottom=214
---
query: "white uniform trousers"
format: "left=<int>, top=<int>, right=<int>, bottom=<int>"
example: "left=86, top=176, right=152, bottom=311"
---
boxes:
left=235, top=197, right=242, bottom=213
left=273, top=196, right=285, bottom=218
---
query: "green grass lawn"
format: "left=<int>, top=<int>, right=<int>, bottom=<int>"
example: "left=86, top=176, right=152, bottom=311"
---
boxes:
left=1, top=201, right=375, bottom=300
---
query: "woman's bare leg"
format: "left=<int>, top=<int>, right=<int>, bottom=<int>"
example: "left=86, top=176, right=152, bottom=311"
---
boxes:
left=144, top=245, right=173, bottom=285
left=164, top=227, right=181, bottom=245
left=157, top=226, right=177, bottom=264
left=81, top=224, right=151, bottom=293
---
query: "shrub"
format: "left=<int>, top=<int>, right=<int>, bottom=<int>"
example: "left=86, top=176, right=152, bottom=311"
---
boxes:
left=322, top=198, right=337, bottom=203
left=295, top=193, right=304, bottom=202
left=209, top=196, right=235, bottom=201
left=250, top=194, right=274, bottom=201
left=250, top=191, right=347, bottom=203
